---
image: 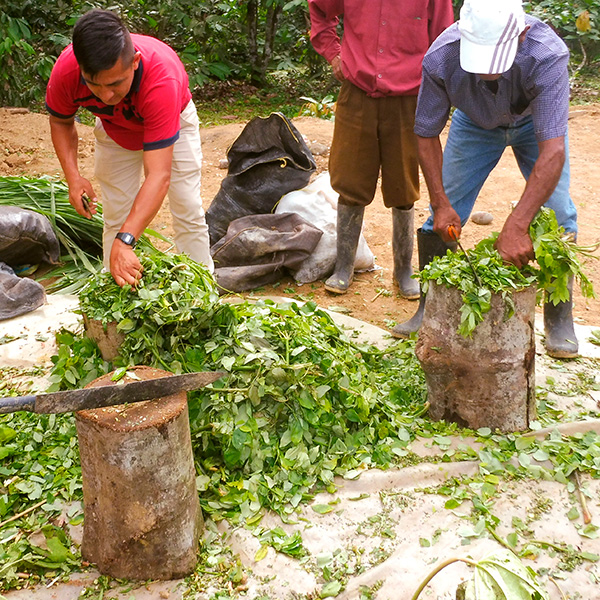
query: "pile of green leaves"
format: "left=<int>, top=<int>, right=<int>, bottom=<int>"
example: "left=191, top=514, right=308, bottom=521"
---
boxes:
left=419, top=208, right=596, bottom=337
left=0, top=410, right=82, bottom=588
left=54, top=247, right=428, bottom=523
left=3, top=244, right=600, bottom=593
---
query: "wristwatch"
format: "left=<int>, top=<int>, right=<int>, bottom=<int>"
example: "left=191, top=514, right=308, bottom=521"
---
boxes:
left=115, top=232, right=137, bottom=247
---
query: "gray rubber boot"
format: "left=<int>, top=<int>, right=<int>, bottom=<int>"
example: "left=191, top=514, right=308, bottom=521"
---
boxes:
left=544, top=277, right=578, bottom=359
left=392, top=206, right=419, bottom=300
left=390, top=228, right=457, bottom=339
left=324, top=204, right=366, bottom=294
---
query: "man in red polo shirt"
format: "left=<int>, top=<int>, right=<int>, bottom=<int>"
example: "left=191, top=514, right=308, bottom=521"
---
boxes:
left=308, top=0, right=454, bottom=297
left=46, top=9, right=213, bottom=287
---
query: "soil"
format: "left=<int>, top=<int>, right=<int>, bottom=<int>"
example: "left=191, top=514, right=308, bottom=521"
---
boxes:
left=1, top=105, right=600, bottom=330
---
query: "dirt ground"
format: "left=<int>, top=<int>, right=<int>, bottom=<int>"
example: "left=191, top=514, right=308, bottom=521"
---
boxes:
left=1, top=105, right=600, bottom=331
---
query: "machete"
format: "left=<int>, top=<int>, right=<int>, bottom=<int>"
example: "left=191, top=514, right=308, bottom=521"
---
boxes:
left=0, top=371, right=224, bottom=415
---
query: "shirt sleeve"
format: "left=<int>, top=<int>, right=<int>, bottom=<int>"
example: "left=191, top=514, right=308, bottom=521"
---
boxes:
left=308, top=0, right=344, bottom=63
left=139, top=79, right=182, bottom=151
left=529, top=52, right=570, bottom=142
left=45, top=53, right=79, bottom=119
left=414, top=58, right=452, bottom=137
left=427, top=0, right=455, bottom=44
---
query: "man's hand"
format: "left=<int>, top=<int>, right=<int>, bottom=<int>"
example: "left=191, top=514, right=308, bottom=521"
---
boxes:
left=68, top=175, right=98, bottom=218
left=495, top=215, right=535, bottom=268
left=432, top=205, right=462, bottom=243
left=110, top=240, right=143, bottom=287
left=331, top=55, right=345, bottom=82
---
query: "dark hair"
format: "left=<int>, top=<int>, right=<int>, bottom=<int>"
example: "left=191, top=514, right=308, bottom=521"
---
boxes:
left=72, top=9, right=134, bottom=78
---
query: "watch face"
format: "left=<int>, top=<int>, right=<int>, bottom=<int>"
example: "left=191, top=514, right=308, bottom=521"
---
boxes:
left=116, top=232, right=136, bottom=247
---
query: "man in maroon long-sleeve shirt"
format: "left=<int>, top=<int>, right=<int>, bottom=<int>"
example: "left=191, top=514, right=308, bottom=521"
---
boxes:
left=308, top=0, right=454, bottom=298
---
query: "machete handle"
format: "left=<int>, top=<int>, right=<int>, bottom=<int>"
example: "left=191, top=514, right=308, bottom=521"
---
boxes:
left=0, top=395, right=36, bottom=414
left=447, top=224, right=459, bottom=241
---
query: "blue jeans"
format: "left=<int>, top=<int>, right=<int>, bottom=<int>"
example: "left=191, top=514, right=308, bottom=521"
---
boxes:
left=422, top=109, right=578, bottom=235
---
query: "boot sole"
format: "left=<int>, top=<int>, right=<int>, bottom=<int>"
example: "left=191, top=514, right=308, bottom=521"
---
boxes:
left=398, top=291, right=420, bottom=301
left=324, top=284, right=349, bottom=294
left=546, top=349, right=579, bottom=359
left=393, top=279, right=420, bottom=301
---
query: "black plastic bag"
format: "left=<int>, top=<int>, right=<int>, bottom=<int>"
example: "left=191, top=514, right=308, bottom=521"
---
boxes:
left=0, top=263, right=46, bottom=321
left=0, top=206, right=60, bottom=266
left=206, top=112, right=317, bottom=246
left=212, top=212, right=323, bottom=292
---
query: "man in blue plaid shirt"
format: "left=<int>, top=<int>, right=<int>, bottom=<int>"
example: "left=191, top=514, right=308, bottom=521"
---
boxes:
left=393, top=0, right=579, bottom=359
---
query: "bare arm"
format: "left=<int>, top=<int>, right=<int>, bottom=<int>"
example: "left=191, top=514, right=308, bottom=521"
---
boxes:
left=417, top=135, right=461, bottom=242
left=496, top=136, right=566, bottom=268
left=49, top=115, right=97, bottom=217
left=109, top=144, right=174, bottom=287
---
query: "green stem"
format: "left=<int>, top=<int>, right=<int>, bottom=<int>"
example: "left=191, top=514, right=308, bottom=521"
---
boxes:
left=410, top=556, right=477, bottom=600
left=485, top=525, right=518, bottom=556
left=528, top=539, right=571, bottom=553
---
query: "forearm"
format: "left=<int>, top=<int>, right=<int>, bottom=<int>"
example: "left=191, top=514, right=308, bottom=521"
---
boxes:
left=509, top=137, right=565, bottom=232
left=109, top=164, right=170, bottom=288
left=418, top=135, right=461, bottom=240
left=49, top=117, right=80, bottom=183
left=418, top=135, right=449, bottom=211
left=120, top=171, right=170, bottom=239
left=49, top=116, right=97, bottom=216
left=495, top=137, right=566, bottom=267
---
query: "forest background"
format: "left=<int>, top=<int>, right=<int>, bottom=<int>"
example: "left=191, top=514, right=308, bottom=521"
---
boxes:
left=1, top=0, right=600, bottom=121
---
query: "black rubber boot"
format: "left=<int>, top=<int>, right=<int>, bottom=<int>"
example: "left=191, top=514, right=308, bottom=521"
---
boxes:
left=544, top=277, right=578, bottom=359
left=392, top=206, right=420, bottom=300
left=324, top=204, right=365, bottom=294
left=390, top=228, right=457, bottom=339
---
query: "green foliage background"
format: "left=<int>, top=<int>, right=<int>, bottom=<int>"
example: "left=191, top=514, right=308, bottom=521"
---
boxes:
left=0, top=0, right=599, bottom=108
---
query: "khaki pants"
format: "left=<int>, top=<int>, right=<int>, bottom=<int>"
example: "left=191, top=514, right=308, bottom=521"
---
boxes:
left=329, top=80, right=420, bottom=209
left=94, top=100, right=214, bottom=271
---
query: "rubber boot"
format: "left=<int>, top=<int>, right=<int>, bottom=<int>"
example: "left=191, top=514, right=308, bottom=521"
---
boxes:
left=392, top=206, right=420, bottom=300
left=544, top=277, right=578, bottom=359
left=390, top=228, right=457, bottom=339
left=324, top=204, right=365, bottom=294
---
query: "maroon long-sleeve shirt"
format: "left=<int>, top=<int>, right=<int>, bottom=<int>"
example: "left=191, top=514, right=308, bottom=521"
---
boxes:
left=308, top=0, right=455, bottom=97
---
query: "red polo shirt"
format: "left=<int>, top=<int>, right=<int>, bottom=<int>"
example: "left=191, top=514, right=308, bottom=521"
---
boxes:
left=308, top=0, right=455, bottom=97
left=46, top=34, right=192, bottom=151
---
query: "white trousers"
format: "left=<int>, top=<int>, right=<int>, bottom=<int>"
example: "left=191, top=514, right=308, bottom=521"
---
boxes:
left=94, top=100, right=214, bottom=272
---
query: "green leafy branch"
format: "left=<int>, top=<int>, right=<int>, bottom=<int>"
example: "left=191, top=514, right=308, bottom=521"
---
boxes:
left=419, top=208, right=597, bottom=337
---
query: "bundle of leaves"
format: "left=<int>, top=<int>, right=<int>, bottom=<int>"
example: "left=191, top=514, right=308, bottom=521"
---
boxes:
left=51, top=247, right=428, bottom=523
left=419, top=208, right=596, bottom=337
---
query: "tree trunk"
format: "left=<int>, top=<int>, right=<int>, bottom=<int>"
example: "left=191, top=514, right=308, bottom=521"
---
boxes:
left=246, top=0, right=282, bottom=86
left=261, top=3, right=282, bottom=76
left=246, top=0, right=259, bottom=81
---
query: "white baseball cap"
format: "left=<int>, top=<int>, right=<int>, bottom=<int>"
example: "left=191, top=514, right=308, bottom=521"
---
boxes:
left=458, top=0, right=526, bottom=74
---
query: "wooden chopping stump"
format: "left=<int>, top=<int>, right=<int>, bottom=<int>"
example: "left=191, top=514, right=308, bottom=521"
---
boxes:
left=82, top=314, right=125, bottom=362
left=75, top=366, right=203, bottom=580
left=415, top=283, right=536, bottom=433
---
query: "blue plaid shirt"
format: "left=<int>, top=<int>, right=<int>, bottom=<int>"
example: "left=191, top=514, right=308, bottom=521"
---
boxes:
left=415, top=15, right=570, bottom=142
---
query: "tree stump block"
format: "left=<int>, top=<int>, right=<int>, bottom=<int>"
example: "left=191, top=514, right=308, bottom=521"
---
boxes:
left=415, top=283, right=536, bottom=433
left=82, top=314, right=125, bottom=362
left=75, top=366, right=203, bottom=580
